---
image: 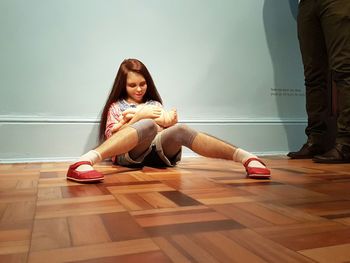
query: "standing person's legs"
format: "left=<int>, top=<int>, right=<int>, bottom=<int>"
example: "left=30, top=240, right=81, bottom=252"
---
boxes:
left=159, top=124, right=270, bottom=178
left=67, top=119, right=158, bottom=182
left=313, top=0, right=350, bottom=163
left=288, top=0, right=330, bottom=158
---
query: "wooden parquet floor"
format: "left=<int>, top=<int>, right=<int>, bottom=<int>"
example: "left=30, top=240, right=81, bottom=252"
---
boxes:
left=1, top=156, right=350, bottom=263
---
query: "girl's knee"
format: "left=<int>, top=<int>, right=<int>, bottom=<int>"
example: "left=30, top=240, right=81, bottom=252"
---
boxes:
left=139, top=118, right=158, bottom=133
left=132, top=119, right=158, bottom=139
left=174, top=124, right=194, bottom=134
left=169, top=124, right=198, bottom=146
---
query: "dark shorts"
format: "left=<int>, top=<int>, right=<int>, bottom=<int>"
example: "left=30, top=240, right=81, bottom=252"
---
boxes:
left=114, top=133, right=182, bottom=167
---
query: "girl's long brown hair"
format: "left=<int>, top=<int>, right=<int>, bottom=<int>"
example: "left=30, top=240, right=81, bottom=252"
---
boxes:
left=99, top=59, right=163, bottom=142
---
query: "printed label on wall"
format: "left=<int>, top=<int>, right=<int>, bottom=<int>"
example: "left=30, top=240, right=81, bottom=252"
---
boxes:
left=271, top=88, right=305, bottom=97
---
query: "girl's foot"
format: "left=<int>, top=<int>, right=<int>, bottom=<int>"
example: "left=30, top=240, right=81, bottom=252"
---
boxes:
left=75, top=150, right=102, bottom=172
left=243, top=158, right=271, bottom=179
left=66, top=161, right=104, bottom=182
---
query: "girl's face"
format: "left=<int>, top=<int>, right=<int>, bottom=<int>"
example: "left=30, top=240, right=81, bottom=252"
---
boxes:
left=125, top=71, right=147, bottom=104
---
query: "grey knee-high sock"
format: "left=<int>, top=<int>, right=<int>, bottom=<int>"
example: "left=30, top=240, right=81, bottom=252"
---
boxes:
left=160, top=124, right=198, bottom=158
left=128, top=119, right=158, bottom=159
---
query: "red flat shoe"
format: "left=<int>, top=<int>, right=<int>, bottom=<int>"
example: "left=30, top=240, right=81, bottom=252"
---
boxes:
left=243, top=158, right=271, bottom=179
left=66, top=161, right=104, bottom=182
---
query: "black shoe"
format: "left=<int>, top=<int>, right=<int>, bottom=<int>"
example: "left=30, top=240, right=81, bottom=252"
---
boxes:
left=287, top=142, right=325, bottom=159
left=313, top=144, right=350, bottom=164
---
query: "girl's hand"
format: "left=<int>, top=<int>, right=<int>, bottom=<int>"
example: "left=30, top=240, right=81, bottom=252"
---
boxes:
left=153, top=108, right=178, bottom=128
left=123, top=112, right=135, bottom=121
left=111, top=117, right=127, bottom=134
left=122, top=108, right=137, bottom=117
left=168, top=108, right=178, bottom=126
left=136, top=105, right=162, bottom=119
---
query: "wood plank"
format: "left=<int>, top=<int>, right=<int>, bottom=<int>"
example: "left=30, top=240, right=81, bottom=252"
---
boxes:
left=0, top=229, right=31, bottom=243
left=0, top=253, right=27, bottom=263
left=291, top=199, right=350, bottom=216
left=159, top=191, right=201, bottom=206
left=170, top=234, right=218, bottom=263
left=191, top=231, right=269, bottom=263
left=31, top=218, right=71, bottom=251
left=37, top=187, right=62, bottom=201
left=0, top=189, right=37, bottom=203
left=114, top=193, right=154, bottom=211
left=135, top=209, right=229, bottom=227
left=253, top=221, right=347, bottom=239
left=144, top=220, right=243, bottom=236
left=267, top=227, right=350, bottom=251
left=28, top=238, right=160, bottom=263
left=130, top=205, right=209, bottom=216
left=1, top=202, right=36, bottom=226
left=35, top=196, right=125, bottom=219
left=68, top=251, right=172, bottom=263
left=152, top=236, right=192, bottom=263
left=138, top=192, right=178, bottom=209
left=61, top=185, right=108, bottom=198
left=299, top=243, right=350, bottom=263
left=0, top=240, right=29, bottom=255
left=211, top=204, right=274, bottom=228
left=35, top=199, right=125, bottom=219
left=68, top=215, right=111, bottom=246
left=223, top=229, right=315, bottom=263
left=233, top=202, right=299, bottom=225
left=107, top=183, right=174, bottom=194
left=100, top=212, right=147, bottom=242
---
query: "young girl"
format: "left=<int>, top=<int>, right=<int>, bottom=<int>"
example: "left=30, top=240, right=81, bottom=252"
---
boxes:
left=67, top=59, right=271, bottom=182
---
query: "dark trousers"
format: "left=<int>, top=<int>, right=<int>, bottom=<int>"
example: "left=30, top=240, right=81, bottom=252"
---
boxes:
left=298, top=0, right=350, bottom=146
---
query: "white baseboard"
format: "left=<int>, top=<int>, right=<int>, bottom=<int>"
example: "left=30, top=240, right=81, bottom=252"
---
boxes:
left=0, top=117, right=306, bottom=163
left=0, top=151, right=290, bottom=164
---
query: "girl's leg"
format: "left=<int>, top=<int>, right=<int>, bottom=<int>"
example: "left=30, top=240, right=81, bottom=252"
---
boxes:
left=76, top=119, right=158, bottom=172
left=160, top=124, right=266, bottom=169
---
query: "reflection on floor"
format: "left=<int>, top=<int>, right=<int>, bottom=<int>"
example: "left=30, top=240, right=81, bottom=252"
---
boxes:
left=1, top=156, right=350, bottom=262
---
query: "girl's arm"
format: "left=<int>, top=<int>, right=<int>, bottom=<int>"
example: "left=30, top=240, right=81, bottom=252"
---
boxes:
left=105, top=105, right=124, bottom=137
left=110, top=108, right=140, bottom=134
left=142, top=101, right=178, bottom=128
left=110, top=117, right=127, bottom=134
left=127, top=105, right=178, bottom=128
left=106, top=105, right=138, bottom=136
left=118, top=105, right=162, bottom=127
left=109, top=104, right=177, bottom=134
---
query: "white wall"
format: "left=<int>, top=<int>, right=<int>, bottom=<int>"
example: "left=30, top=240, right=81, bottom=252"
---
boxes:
left=0, top=0, right=306, bottom=162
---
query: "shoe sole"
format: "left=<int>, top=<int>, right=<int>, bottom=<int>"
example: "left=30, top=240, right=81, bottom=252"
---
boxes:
left=288, top=156, right=314, bottom=159
left=312, top=159, right=350, bottom=164
left=247, top=174, right=271, bottom=179
left=67, top=176, right=104, bottom=182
